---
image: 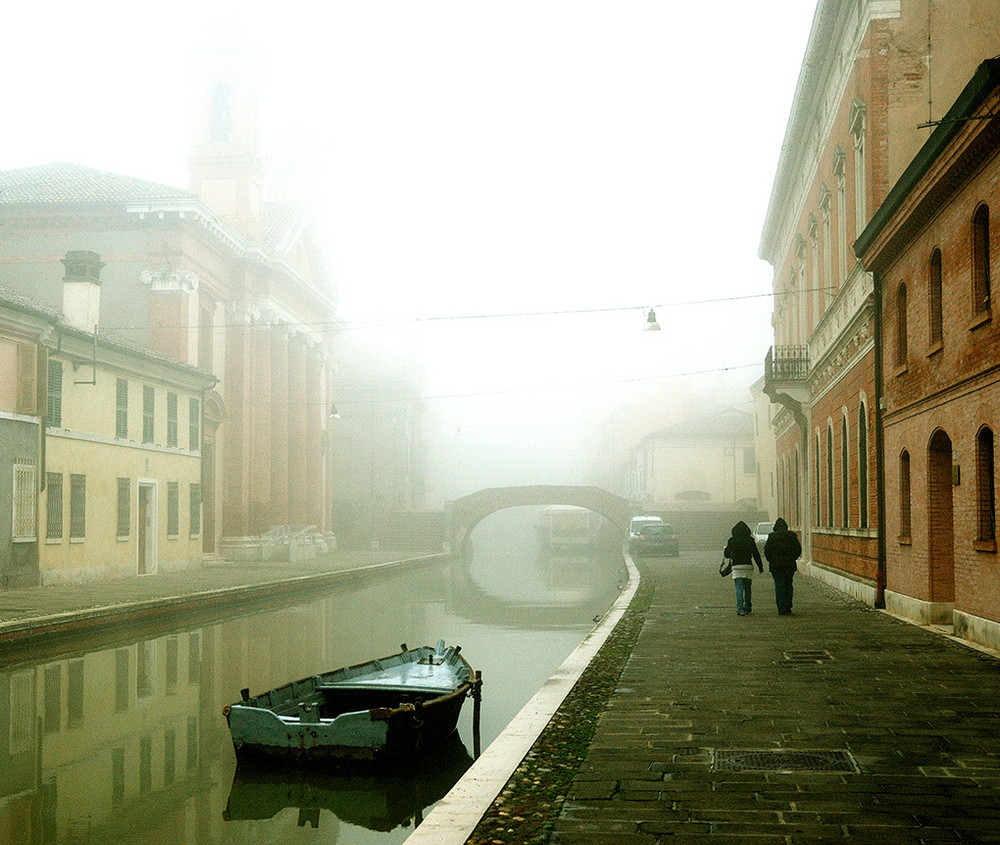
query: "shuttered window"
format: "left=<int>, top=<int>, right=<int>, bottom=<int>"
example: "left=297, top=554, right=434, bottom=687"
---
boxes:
left=189, top=483, right=201, bottom=537
left=189, top=398, right=200, bottom=451
left=167, top=392, right=178, bottom=447
left=47, top=360, right=62, bottom=427
left=143, top=386, right=154, bottom=443
left=116, top=378, right=128, bottom=439
left=46, top=473, right=63, bottom=540
left=167, top=482, right=179, bottom=537
left=70, top=474, right=86, bottom=539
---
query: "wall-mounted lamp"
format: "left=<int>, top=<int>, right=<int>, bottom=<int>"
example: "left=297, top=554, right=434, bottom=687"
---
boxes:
left=644, top=308, right=661, bottom=331
left=329, top=404, right=341, bottom=420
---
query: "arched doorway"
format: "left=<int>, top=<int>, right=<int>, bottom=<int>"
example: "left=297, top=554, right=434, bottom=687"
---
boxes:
left=927, top=429, right=955, bottom=605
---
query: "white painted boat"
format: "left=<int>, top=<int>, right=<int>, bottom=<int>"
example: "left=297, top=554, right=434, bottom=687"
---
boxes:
left=223, top=640, right=477, bottom=764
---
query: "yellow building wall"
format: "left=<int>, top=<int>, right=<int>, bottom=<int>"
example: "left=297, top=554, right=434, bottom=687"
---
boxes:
left=39, top=355, right=203, bottom=582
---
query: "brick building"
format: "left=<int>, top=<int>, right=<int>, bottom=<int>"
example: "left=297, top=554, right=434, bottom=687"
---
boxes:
left=856, top=59, right=1000, bottom=649
left=759, top=0, right=1000, bottom=605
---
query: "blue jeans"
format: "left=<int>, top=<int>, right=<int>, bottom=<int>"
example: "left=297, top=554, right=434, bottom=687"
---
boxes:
left=772, top=572, right=794, bottom=614
left=734, top=578, right=753, bottom=614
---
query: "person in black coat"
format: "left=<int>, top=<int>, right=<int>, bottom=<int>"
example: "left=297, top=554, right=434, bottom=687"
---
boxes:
left=723, top=521, right=763, bottom=616
left=763, top=517, right=801, bottom=615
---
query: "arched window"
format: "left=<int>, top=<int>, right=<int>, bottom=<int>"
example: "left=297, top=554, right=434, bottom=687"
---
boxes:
left=973, top=204, right=991, bottom=314
left=814, top=431, right=822, bottom=525
left=826, top=424, right=834, bottom=527
left=977, top=426, right=996, bottom=543
left=895, top=283, right=908, bottom=366
left=899, top=449, right=912, bottom=540
left=858, top=403, right=869, bottom=529
left=841, top=415, right=850, bottom=528
left=929, top=248, right=943, bottom=345
left=850, top=100, right=868, bottom=235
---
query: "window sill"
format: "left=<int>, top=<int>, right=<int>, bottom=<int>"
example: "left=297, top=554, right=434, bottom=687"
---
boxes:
left=927, top=341, right=943, bottom=358
left=45, top=537, right=63, bottom=544
left=970, top=310, right=992, bottom=331
left=167, top=534, right=179, bottom=541
left=898, top=535, right=912, bottom=546
left=69, top=537, right=85, bottom=543
left=117, top=535, right=130, bottom=542
left=894, top=364, right=908, bottom=378
left=974, top=539, right=997, bottom=553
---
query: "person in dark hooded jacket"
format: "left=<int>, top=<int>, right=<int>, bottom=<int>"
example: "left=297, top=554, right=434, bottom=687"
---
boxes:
left=763, top=517, right=801, bottom=615
left=723, top=521, right=763, bottom=616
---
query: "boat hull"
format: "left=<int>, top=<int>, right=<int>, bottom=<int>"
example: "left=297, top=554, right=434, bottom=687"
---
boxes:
left=224, top=643, right=474, bottom=764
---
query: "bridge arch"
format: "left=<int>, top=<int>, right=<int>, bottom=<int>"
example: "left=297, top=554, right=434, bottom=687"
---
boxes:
left=447, top=485, right=631, bottom=555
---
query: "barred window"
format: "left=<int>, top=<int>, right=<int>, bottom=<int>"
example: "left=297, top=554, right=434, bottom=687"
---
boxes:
left=189, top=398, right=200, bottom=451
left=143, top=386, right=154, bottom=443
left=12, top=459, right=37, bottom=541
left=167, top=392, right=178, bottom=447
left=46, top=472, right=63, bottom=540
left=70, top=474, right=86, bottom=539
left=47, top=360, right=62, bottom=427
left=117, top=478, right=130, bottom=538
left=167, top=482, right=179, bottom=537
left=116, top=378, right=128, bottom=439
left=189, top=483, right=201, bottom=537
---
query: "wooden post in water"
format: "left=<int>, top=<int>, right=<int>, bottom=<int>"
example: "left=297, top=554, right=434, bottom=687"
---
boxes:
left=472, top=670, right=483, bottom=759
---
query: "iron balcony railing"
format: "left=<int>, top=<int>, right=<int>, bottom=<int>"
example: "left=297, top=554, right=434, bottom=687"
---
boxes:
left=765, top=345, right=809, bottom=382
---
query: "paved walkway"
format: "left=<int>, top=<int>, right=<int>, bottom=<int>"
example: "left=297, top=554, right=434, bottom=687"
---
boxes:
left=549, top=551, right=1000, bottom=844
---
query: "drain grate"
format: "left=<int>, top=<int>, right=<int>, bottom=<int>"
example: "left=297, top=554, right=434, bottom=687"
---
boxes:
left=713, top=749, right=858, bottom=773
left=779, top=650, right=832, bottom=664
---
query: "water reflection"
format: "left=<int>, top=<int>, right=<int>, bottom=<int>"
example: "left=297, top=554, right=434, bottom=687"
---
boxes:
left=0, top=506, right=624, bottom=844
left=224, top=734, right=473, bottom=832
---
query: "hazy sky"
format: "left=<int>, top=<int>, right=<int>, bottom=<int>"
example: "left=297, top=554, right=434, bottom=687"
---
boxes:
left=2, top=2, right=817, bottom=475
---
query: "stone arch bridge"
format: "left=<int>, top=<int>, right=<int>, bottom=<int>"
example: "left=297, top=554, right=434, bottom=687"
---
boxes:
left=446, top=485, right=631, bottom=555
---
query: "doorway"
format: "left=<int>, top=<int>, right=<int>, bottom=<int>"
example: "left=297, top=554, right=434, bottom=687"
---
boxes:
left=927, top=429, right=955, bottom=604
left=137, top=481, right=157, bottom=575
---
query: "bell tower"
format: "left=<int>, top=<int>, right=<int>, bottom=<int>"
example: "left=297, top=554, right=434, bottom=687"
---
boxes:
left=188, top=47, right=266, bottom=240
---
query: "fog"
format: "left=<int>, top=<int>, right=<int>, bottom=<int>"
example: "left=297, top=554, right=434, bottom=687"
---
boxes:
left=2, top=1, right=817, bottom=500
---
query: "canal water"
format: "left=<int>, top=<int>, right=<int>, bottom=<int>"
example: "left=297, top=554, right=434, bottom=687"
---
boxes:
left=0, top=506, right=625, bottom=845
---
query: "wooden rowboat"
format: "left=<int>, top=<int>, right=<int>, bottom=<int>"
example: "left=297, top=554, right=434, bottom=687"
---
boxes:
left=223, top=640, right=477, bottom=764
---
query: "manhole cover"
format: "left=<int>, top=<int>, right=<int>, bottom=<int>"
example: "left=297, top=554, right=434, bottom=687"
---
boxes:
left=780, top=650, right=832, bottom=663
left=713, top=749, right=858, bottom=773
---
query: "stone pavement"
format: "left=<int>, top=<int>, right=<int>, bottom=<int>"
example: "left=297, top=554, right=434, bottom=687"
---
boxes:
left=549, top=550, right=1000, bottom=844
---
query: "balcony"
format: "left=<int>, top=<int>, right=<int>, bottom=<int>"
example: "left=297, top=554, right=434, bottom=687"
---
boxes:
left=764, top=346, right=810, bottom=410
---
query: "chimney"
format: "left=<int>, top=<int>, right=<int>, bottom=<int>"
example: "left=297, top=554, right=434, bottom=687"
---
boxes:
left=62, top=251, right=104, bottom=333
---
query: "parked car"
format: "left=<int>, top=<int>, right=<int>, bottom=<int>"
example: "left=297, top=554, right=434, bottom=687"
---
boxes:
left=631, top=523, right=679, bottom=557
left=628, top=515, right=663, bottom=553
left=753, top=521, right=774, bottom=546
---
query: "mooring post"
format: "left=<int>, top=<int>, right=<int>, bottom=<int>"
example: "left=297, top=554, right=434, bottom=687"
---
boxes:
left=472, top=670, right=483, bottom=759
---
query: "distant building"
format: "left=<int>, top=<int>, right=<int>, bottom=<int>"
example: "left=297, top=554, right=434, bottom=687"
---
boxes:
left=856, top=59, right=1000, bottom=649
left=633, top=407, right=758, bottom=510
left=0, top=49, right=424, bottom=564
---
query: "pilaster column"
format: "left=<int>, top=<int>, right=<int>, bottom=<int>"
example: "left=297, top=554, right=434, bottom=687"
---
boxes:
left=269, top=325, right=289, bottom=526
left=286, top=332, right=308, bottom=526
left=305, top=345, right=324, bottom=530
left=249, top=316, right=273, bottom=534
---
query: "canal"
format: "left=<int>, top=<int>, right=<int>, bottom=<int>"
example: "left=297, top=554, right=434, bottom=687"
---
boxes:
left=0, top=506, right=626, bottom=844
